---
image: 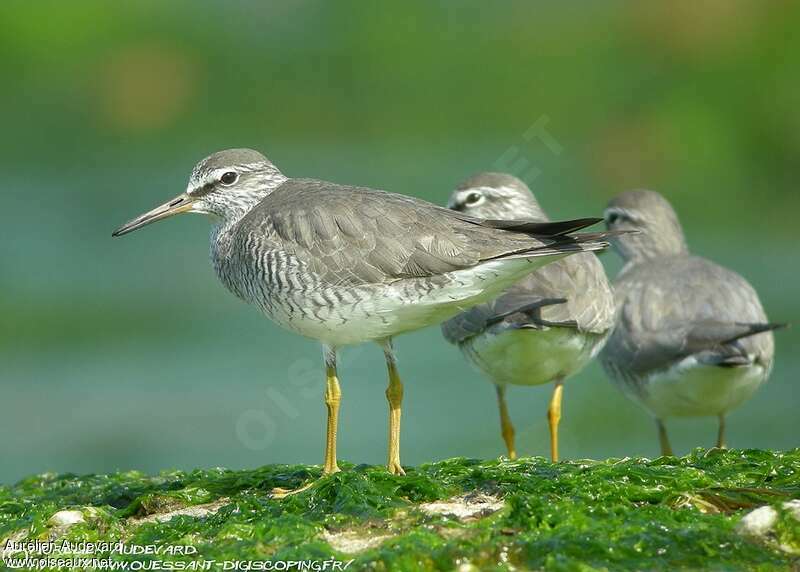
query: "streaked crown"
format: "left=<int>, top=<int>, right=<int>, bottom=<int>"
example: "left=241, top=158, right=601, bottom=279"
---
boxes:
left=186, top=148, right=287, bottom=220
left=188, top=149, right=278, bottom=193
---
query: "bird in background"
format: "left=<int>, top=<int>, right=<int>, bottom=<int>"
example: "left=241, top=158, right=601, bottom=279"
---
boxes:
left=600, top=190, right=784, bottom=456
left=441, top=173, right=615, bottom=461
left=113, top=148, right=619, bottom=494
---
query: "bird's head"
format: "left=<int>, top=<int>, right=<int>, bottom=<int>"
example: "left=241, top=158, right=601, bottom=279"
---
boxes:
left=604, top=189, right=688, bottom=263
left=113, top=148, right=286, bottom=237
left=447, top=172, right=549, bottom=221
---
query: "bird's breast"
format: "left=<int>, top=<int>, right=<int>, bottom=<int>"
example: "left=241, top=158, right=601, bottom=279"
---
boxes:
left=637, top=358, right=768, bottom=418
left=464, top=327, right=602, bottom=387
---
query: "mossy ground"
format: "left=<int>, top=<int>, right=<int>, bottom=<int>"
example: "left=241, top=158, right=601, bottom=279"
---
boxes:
left=1, top=449, right=799, bottom=571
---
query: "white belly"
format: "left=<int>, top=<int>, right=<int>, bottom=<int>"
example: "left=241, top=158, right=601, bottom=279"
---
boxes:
left=261, top=256, right=559, bottom=347
left=639, top=357, right=767, bottom=418
left=465, top=327, right=601, bottom=387
left=263, top=290, right=481, bottom=347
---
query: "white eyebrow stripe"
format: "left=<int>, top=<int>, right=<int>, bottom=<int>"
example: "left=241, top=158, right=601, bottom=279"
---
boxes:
left=188, top=161, right=274, bottom=195
left=604, top=206, right=630, bottom=219
left=463, top=185, right=517, bottom=197
left=449, top=184, right=517, bottom=207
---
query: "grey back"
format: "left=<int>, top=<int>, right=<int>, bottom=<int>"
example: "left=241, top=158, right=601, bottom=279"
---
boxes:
left=227, top=178, right=606, bottom=289
left=601, top=255, right=775, bottom=381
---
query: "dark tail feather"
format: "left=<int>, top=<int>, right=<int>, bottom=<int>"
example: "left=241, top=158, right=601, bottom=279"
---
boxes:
left=485, top=298, right=568, bottom=328
left=484, top=222, right=634, bottom=260
left=723, top=322, right=789, bottom=344
left=491, top=231, right=618, bottom=260
left=529, top=229, right=633, bottom=256
left=716, top=355, right=754, bottom=368
left=477, top=217, right=603, bottom=236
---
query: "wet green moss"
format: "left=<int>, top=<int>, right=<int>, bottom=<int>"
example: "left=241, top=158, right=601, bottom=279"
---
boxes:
left=1, top=449, right=799, bottom=570
left=774, top=503, right=800, bottom=555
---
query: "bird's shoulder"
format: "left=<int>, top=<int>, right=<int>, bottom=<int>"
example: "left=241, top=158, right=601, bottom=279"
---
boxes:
left=615, top=255, right=766, bottom=328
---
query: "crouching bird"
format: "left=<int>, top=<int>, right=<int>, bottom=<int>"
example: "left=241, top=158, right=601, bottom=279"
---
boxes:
left=441, top=173, right=615, bottom=461
left=600, top=190, right=784, bottom=456
left=113, top=149, right=618, bottom=494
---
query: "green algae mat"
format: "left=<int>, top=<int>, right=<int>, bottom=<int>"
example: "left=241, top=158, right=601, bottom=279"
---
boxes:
left=1, top=449, right=799, bottom=571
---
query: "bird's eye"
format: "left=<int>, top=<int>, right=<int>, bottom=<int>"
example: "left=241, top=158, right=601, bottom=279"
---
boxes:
left=465, top=192, right=482, bottom=205
left=220, top=171, right=238, bottom=186
left=606, top=210, right=627, bottom=225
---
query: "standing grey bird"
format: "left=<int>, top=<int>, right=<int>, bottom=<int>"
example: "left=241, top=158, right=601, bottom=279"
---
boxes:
left=441, top=173, right=615, bottom=461
left=113, top=149, right=617, bottom=493
left=600, top=190, right=783, bottom=455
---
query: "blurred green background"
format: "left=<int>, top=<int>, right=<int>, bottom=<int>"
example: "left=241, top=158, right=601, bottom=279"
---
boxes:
left=1, top=1, right=798, bottom=485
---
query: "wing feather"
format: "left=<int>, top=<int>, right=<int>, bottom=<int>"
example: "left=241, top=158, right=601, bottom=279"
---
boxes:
left=237, top=178, right=610, bottom=287
left=604, top=256, right=779, bottom=375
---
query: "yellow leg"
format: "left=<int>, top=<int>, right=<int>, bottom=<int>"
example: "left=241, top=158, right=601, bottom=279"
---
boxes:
left=323, top=362, right=342, bottom=475
left=272, top=347, right=340, bottom=499
left=495, top=385, right=517, bottom=460
left=384, top=341, right=405, bottom=475
left=657, top=419, right=674, bottom=456
left=716, top=414, right=726, bottom=449
left=547, top=379, right=564, bottom=462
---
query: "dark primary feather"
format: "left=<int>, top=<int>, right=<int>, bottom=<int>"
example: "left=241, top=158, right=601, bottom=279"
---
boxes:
left=601, top=256, right=778, bottom=377
left=688, top=322, right=786, bottom=347
left=442, top=296, right=571, bottom=345
left=686, top=322, right=785, bottom=368
left=484, top=298, right=569, bottom=327
left=441, top=250, right=615, bottom=344
left=234, top=178, right=611, bottom=287
left=474, top=217, right=602, bottom=236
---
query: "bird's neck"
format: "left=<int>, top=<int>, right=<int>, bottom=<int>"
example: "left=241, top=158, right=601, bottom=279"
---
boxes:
left=211, top=174, right=289, bottom=233
left=631, top=240, right=689, bottom=264
left=209, top=216, right=248, bottom=301
left=620, top=249, right=688, bottom=278
left=208, top=173, right=287, bottom=276
left=208, top=198, right=260, bottom=253
left=614, top=226, right=689, bottom=272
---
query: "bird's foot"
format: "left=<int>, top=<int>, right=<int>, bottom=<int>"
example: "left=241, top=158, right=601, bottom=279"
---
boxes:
left=270, top=481, right=316, bottom=499
left=270, top=465, right=340, bottom=499
left=387, top=461, right=406, bottom=476
left=324, top=463, right=341, bottom=475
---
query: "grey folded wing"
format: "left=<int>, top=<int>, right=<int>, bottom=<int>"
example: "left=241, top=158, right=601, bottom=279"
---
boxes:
left=441, top=294, right=571, bottom=345
left=441, top=251, right=615, bottom=345
left=605, top=256, right=781, bottom=376
left=235, top=178, right=608, bottom=287
left=625, top=320, right=783, bottom=371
